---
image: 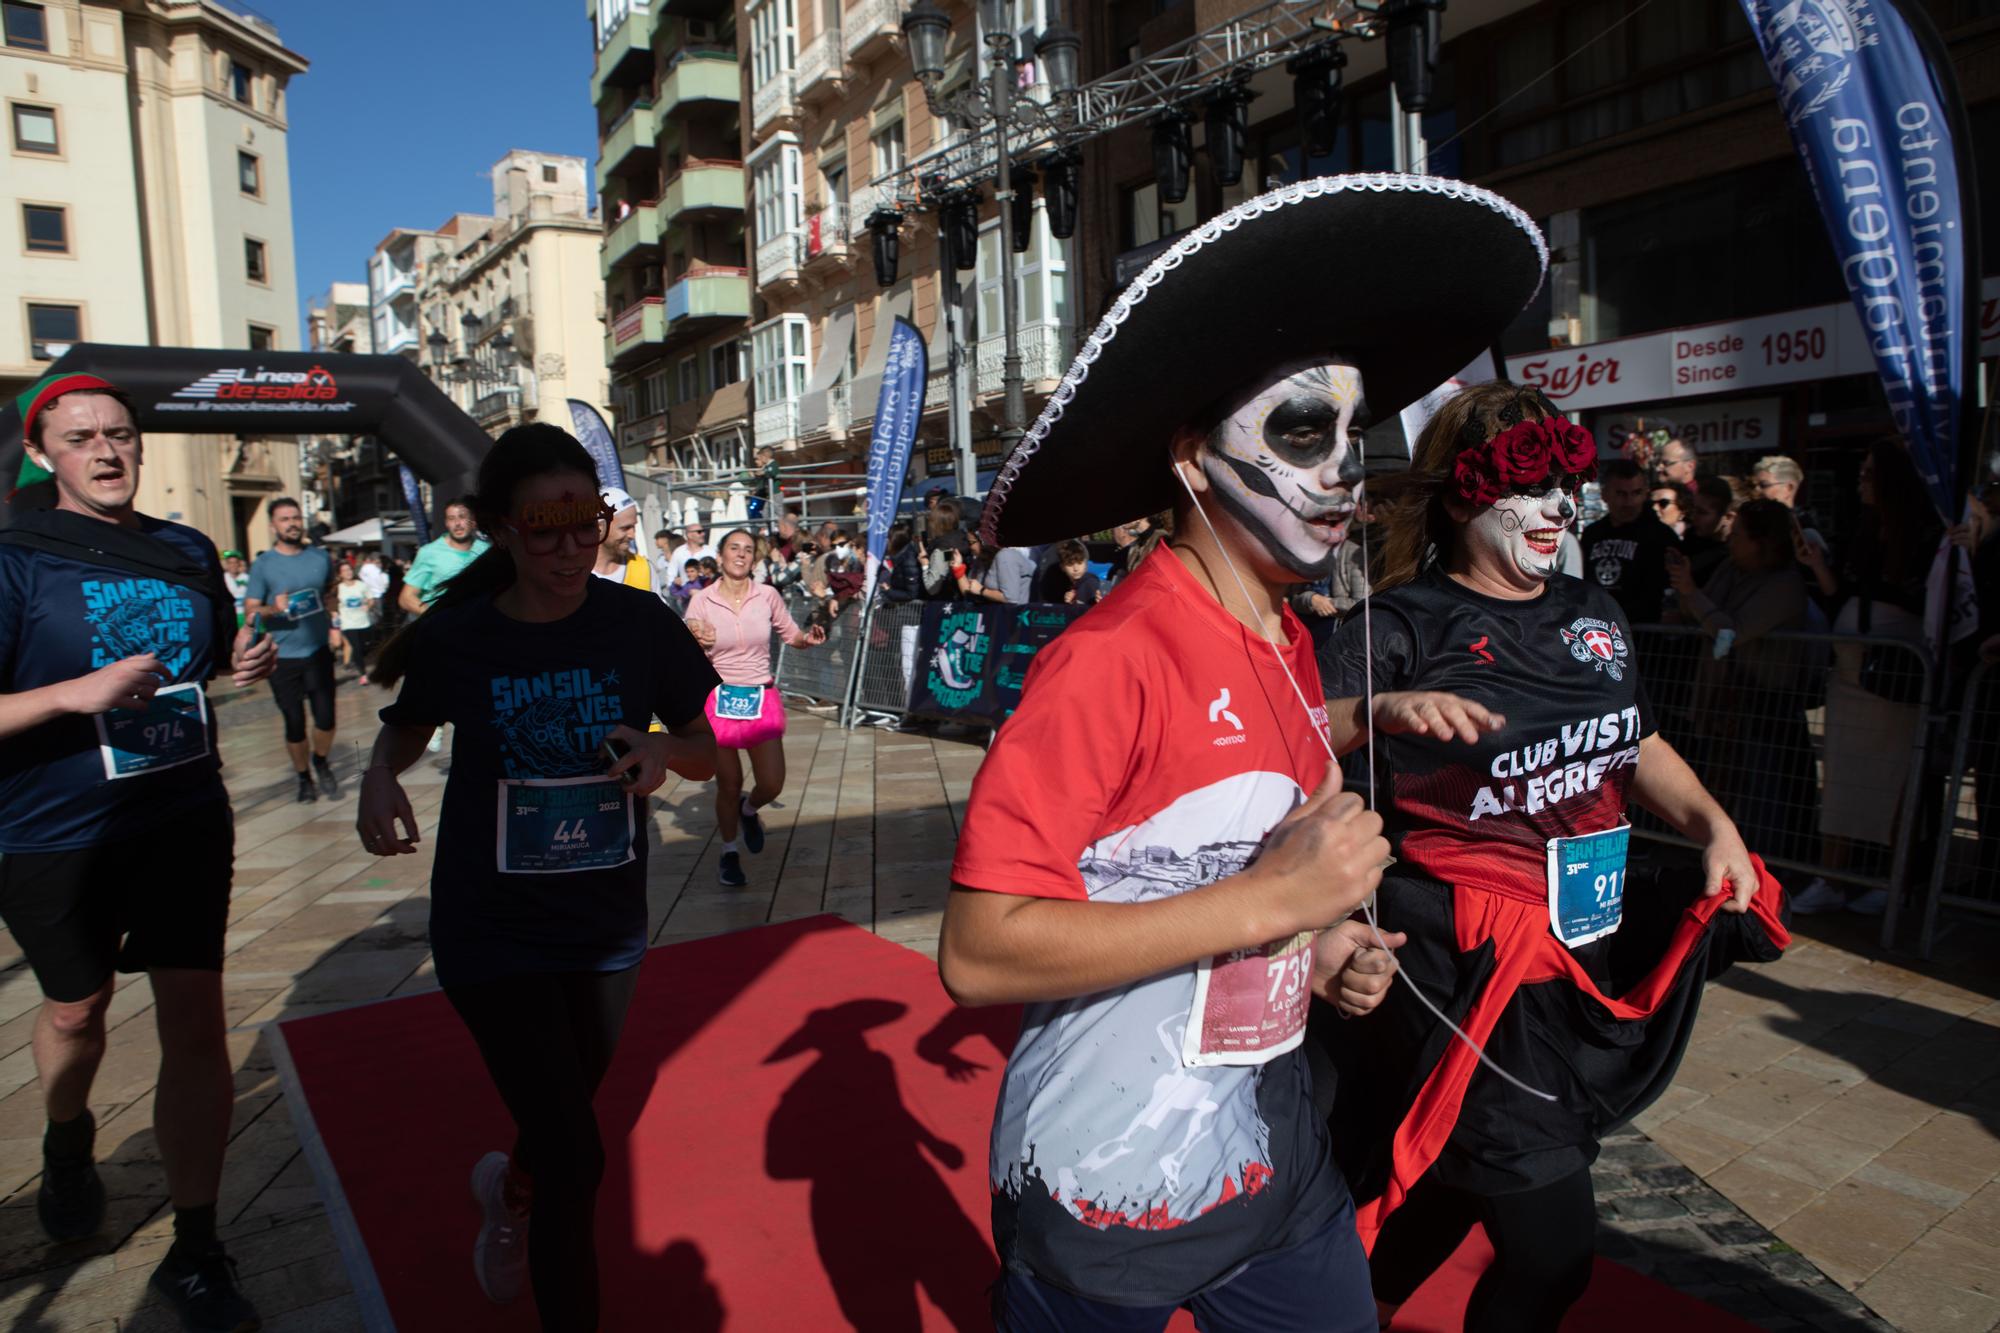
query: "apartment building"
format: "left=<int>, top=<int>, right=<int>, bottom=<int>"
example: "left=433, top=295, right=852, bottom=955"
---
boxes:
left=2, top=0, right=309, bottom=553
left=742, top=0, right=1078, bottom=490
left=366, top=151, right=610, bottom=440
left=591, top=0, right=753, bottom=477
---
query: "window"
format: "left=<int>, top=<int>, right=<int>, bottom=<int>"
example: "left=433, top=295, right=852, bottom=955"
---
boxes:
left=11, top=103, right=57, bottom=154
left=22, top=203, right=66, bottom=253
left=230, top=60, right=252, bottom=105
left=974, top=205, right=1070, bottom=342
left=642, top=368, right=669, bottom=417
left=752, top=313, right=811, bottom=405
left=3, top=2, right=48, bottom=51
left=749, top=0, right=797, bottom=87
left=1122, top=181, right=1195, bottom=250
left=752, top=142, right=804, bottom=244
left=871, top=119, right=905, bottom=177
left=244, top=237, right=268, bottom=283
left=28, top=301, right=79, bottom=359
left=709, top=339, right=743, bottom=388
left=238, top=150, right=261, bottom=197
left=542, top=164, right=559, bottom=184
left=676, top=355, right=701, bottom=403
left=248, top=323, right=276, bottom=350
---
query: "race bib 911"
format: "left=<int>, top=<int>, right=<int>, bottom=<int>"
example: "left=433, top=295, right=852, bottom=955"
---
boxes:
left=1182, top=929, right=1315, bottom=1067
left=1547, top=825, right=1629, bottom=948
left=496, top=776, right=635, bottom=875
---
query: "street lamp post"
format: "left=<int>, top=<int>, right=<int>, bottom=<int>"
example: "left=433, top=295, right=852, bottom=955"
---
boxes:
left=903, top=1, right=1080, bottom=493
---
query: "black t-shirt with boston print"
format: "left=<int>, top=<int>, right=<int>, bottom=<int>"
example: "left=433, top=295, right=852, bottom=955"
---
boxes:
left=1317, top=567, right=1655, bottom=879
left=380, top=578, right=718, bottom=987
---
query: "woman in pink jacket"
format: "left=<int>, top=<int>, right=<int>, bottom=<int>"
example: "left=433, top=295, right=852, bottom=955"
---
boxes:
left=683, top=528, right=826, bottom=886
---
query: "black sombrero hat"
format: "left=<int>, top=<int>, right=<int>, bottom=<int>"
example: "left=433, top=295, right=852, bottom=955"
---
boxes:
left=981, top=173, right=1547, bottom=547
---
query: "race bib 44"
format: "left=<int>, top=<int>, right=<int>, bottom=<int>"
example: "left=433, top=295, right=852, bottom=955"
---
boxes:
left=496, top=776, right=635, bottom=875
left=1182, top=930, right=1315, bottom=1067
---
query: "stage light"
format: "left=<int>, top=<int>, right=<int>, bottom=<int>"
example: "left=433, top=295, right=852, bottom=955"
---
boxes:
left=1205, top=84, right=1254, bottom=187
left=1009, top=164, right=1036, bottom=253
left=868, top=209, right=902, bottom=287
left=1289, top=44, right=1347, bottom=161
left=1152, top=108, right=1193, bottom=206
left=1387, top=0, right=1446, bottom=113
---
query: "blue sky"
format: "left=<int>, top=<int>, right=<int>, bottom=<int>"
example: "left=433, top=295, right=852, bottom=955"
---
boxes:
left=265, top=0, right=601, bottom=341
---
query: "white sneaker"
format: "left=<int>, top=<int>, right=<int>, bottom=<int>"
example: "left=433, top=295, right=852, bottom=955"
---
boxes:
left=1789, top=877, right=1849, bottom=915
left=470, top=1150, right=529, bottom=1304
left=1846, top=888, right=1889, bottom=916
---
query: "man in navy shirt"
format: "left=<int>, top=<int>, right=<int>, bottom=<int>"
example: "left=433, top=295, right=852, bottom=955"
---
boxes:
left=243, top=496, right=340, bottom=801
left=0, top=373, right=276, bottom=1330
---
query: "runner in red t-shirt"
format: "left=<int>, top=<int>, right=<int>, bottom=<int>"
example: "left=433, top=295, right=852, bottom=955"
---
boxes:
left=947, top=176, right=1551, bottom=1330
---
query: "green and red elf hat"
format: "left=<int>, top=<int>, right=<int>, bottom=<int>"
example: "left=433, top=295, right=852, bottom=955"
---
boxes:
left=13, top=372, right=121, bottom=490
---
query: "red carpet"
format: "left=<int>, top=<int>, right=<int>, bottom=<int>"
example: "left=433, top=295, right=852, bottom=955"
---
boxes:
left=277, top=916, right=1757, bottom=1331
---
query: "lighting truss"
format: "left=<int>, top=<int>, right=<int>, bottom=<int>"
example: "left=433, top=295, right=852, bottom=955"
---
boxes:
left=872, top=0, right=1382, bottom=207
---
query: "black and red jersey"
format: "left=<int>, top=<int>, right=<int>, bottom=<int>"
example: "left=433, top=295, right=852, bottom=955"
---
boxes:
left=1318, top=566, right=1655, bottom=895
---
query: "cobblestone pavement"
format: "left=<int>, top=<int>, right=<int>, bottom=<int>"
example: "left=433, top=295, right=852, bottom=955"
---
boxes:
left=0, top=681, right=1992, bottom=1329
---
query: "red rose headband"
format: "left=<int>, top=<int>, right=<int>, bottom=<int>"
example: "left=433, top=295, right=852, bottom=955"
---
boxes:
left=1450, top=416, right=1599, bottom=507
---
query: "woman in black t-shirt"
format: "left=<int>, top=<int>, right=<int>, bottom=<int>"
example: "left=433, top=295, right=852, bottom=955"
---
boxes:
left=357, top=425, right=718, bottom=1331
left=1317, top=383, right=1788, bottom=1333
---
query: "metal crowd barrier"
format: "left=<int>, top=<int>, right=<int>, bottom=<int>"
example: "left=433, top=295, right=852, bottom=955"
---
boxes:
left=844, top=600, right=928, bottom=725
left=1921, top=657, right=1999, bottom=954
left=773, top=596, right=864, bottom=707
left=1624, top=624, right=1937, bottom=950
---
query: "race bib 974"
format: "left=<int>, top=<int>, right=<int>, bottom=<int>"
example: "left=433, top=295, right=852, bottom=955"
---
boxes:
left=496, top=776, right=635, bottom=875
left=1181, top=930, right=1315, bottom=1067
left=95, top=682, right=211, bottom=780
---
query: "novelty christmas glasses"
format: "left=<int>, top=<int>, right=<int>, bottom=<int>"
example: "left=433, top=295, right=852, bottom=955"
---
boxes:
left=503, top=493, right=614, bottom=555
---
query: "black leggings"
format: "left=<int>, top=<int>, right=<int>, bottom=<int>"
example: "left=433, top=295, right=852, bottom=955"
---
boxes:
left=1370, top=1169, right=1596, bottom=1333
left=445, top=965, right=642, bottom=1333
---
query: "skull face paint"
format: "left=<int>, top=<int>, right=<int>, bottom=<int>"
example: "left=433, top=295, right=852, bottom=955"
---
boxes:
left=1200, top=357, right=1367, bottom=579
left=1464, top=487, right=1577, bottom=587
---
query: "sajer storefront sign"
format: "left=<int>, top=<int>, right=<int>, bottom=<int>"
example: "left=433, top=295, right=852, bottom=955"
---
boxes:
left=1507, top=274, right=2000, bottom=414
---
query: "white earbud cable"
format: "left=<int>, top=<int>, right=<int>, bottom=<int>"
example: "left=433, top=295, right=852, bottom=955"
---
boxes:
left=1173, top=461, right=1556, bottom=1103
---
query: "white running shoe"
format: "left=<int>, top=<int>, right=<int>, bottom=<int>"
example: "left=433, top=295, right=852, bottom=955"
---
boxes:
left=470, top=1150, right=529, bottom=1304
left=1789, top=877, right=1849, bottom=915
left=1846, top=888, right=1889, bottom=916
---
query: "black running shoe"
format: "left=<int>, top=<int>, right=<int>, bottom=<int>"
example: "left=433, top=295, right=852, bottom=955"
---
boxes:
left=740, top=804, right=765, bottom=854
left=150, top=1246, right=261, bottom=1332
left=295, top=773, right=317, bottom=804
left=312, top=758, right=341, bottom=799
left=37, top=1151, right=104, bottom=1242
left=718, top=851, right=747, bottom=887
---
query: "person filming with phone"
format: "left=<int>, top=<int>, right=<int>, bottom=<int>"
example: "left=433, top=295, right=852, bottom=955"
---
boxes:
left=356, top=424, right=718, bottom=1330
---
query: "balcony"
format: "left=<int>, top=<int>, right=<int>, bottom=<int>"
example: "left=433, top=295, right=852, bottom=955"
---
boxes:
left=665, top=269, right=752, bottom=336
left=657, top=0, right=729, bottom=16
left=602, top=200, right=661, bottom=274
left=607, top=297, right=667, bottom=368
left=661, top=160, right=744, bottom=225
left=753, top=400, right=801, bottom=450
left=591, top=6, right=656, bottom=105
left=596, top=99, right=659, bottom=190
left=755, top=230, right=804, bottom=291
left=656, top=49, right=739, bottom=122
left=379, top=325, right=417, bottom=355
left=797, top=29, right=844, bottom=103
left=376, top=267, right=415, bottom=303
left=843, top=0, right=901, bottom=64
left=750, top=72, right=798, bottom=138
left=805, top=203, right=852, bottom=267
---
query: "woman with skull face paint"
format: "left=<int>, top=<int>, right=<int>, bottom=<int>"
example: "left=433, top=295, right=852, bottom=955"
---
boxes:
left=1315, top=382, right=1791, bottom=1332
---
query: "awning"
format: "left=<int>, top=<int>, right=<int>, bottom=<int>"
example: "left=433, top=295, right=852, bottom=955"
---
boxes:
left=800, top=304, right=858, bottom=433
left=849, top=286, right=915, bottom=417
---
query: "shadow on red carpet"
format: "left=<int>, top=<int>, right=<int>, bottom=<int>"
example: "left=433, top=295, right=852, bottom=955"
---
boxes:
left=278, top=916, right=1757, bottom=1331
